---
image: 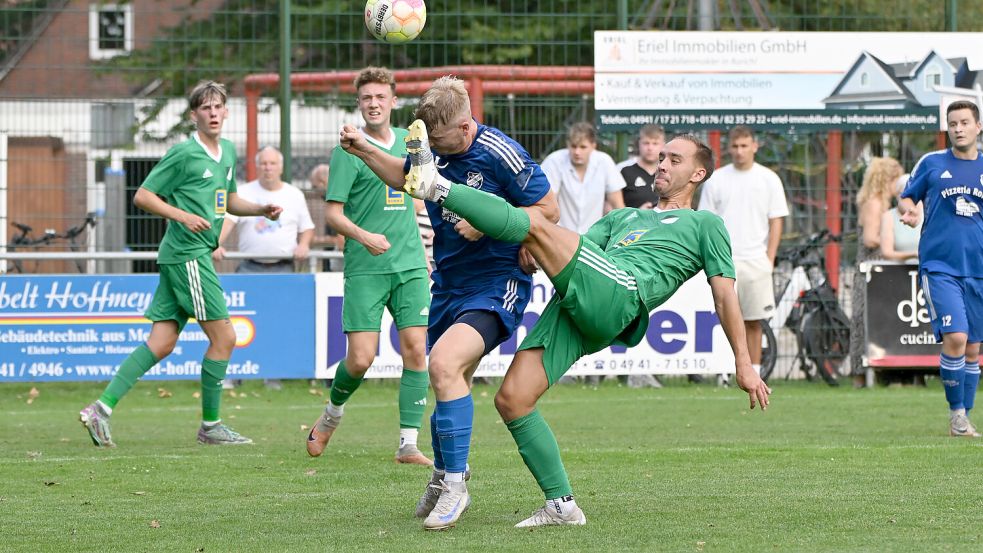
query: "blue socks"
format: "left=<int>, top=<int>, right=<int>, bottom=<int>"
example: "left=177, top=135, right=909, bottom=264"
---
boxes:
left=430, top=411, right=444, bottom=471
left=940, top=353, right=966, bottom=411
left=434, top=395, right=474, bottom=474
left=964, top=359, right=980, bottom=413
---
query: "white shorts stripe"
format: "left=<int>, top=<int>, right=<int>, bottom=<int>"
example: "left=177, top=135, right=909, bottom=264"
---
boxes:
left=921, top=273, right=937, bottom=321
left=481, top=132, right=525, bottom=171
left=580, top=248, right=637, bottom=288
left=186, top=259, right=206, bottom=320
left=477, top=136, right=522, bottom=174
left=502, top=279, right=518, bottom=312
left=579, top=256, right=637, bottom=290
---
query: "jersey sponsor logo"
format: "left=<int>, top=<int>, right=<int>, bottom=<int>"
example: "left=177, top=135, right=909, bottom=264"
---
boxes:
left=215, top=190, right=227, bottom=215
left=941, top=170, right=953, bottom=179
left=385, top=186, right=406, bottom=206
left=955, top=196, right=980, bottom=217
left=441, top=207, right=461, bottom=224
left=466, top=171, right=484, bottom=189
left=616, top=229, right=648, bottom=247
left=202, top=168, right=214, bottom=179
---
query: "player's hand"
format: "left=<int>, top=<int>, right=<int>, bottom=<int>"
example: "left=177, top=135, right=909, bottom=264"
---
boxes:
left=263, top=204, right=283, bottom=221
left=735, top=363, right=771, bottom=411
left=340, top=125, right=372, bottom=157
left=454, top=220, right=484, bottom=241
left=181, top=213, right=211, bottom=233
left=518, top=246, right=539, bottom=275
left=293, top=243, right=310, bottom=261
left=211, top=246, right=226, bottom=261
left=900, top=209, right=920, bottom=228
left=362, top=232, right=391, bottom=256
left=638, top=201, right=654, bottom=210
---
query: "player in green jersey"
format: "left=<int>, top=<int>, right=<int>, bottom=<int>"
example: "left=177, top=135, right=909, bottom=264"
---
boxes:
left=79, top=81, right=283, bottom=447
left=401, top=126, right=772, bottom=527
left=306, top=67, right=433, bottom=465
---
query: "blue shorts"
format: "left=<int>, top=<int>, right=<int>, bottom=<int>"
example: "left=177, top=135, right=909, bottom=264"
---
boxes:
left=921, top=271, right=983, bottom=343
left=428, top=276, right=531, bottom=350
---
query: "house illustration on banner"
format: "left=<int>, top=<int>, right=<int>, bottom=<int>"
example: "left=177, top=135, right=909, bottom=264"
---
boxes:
left=823, top=50, right=983, bottom=109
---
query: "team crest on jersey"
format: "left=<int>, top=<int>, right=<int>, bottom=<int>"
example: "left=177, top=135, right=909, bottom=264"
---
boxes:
left=617, top=229, right=648, bottom=247
left=386, top=187, right=405, bottom=206
left=215, top=190, right=227, bottom=215
left=441, top=207, right=461, bottom=224
left=955, top=196, right=980, bottom=217
left=466, top=171, right=483, bottom=189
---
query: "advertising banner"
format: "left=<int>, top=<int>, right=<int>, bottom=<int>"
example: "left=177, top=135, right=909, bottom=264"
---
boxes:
left=0, top=274, right=316, bottom=382
left=863, top=261, right=939, bottom=367
left=314, top=271, right=735, bottom=379
left=594, top=31, right=983, bottom=131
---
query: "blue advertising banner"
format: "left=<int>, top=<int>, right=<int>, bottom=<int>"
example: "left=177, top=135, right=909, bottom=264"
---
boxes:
left=0, top=274, right=315, bottom=382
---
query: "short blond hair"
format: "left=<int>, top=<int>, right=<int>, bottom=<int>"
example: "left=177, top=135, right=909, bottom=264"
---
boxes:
left=416, top=76, right=471, bottom=130
left=354, top=66, right=396, bottom=93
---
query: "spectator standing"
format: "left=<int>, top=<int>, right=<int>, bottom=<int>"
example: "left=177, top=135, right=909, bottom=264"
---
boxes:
left=880, top=173, right=921, bottom=261
left=849, top=156, right=903, bottom=382
left=215, top=145, right=315, bottom=389
left=699, top=125, right=789, bottom=381
left=541, top=122, right=625, bottom=233
left=619, top=124, right=665, bottom=210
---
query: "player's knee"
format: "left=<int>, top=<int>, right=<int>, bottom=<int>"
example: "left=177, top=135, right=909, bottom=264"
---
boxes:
left=494, top=382, right=531, bottom=420
left=427, top=354, right=461, bottom=390
left=401, top=342, right=427, bottom=369
left=346, top=349, right=375, bottom=373
left=943, top=332, right=969, bottom=352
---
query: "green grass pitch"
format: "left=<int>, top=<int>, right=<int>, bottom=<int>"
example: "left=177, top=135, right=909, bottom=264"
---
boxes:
left=2, top=379, right=982, bottom=552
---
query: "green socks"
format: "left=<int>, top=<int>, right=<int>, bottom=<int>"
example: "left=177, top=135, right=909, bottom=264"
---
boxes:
left=398, top=368, right=430, bottom=429
left=200, top=357, right=229, bottom=422
left=329, top=361, right=364, bottom=406
left=99, top=344, right=158, bottom=408
left=505, top=409, right=573, bottom=499
left=442, top=183, right=531, bottom=243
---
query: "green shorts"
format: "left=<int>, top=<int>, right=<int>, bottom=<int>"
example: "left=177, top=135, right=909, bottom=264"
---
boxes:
left=343, top=268, right=430, bottom=332
left=519, top=238, right=645, bottom=386
left=145, top=253, right=229, bottom=333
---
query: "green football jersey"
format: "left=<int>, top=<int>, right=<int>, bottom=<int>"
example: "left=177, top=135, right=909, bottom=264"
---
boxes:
left=584, top=207, right=736, bottom=312
left=142, top=134, right=238, bottom=264
left=326, top=127, right=426, bottom=276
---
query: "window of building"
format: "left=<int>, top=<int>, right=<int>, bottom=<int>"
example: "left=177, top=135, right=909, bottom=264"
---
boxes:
left=924, top=65, right=942, bottom=89
left=860, top=72, right=869, bottom=87
left=89, top=4, right=133, bottom=60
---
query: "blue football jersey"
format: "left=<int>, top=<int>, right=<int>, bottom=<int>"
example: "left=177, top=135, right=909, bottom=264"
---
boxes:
left=423, top=123, right=550, bottom=290
left=902, top=148, right=983, bottom=277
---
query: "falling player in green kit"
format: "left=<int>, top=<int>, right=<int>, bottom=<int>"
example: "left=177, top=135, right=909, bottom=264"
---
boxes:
left=401, top=125, right=772, bottom=527
left=79, top=81, right=282, bottom=447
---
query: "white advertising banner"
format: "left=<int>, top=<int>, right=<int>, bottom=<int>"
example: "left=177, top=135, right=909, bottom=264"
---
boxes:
left=314, top=272, right=734, bottom=379
left=594, top=31, right=983, bottom=130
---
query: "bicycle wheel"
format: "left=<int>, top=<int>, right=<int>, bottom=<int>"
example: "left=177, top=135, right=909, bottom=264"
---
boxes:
left=759, top=322, right=778, bottom=382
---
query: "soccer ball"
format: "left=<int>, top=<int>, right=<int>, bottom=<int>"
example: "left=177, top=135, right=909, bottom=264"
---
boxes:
left=364, top=0, right=426, bottom=44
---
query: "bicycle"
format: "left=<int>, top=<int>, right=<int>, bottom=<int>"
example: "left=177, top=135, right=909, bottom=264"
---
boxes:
left=7, top=221, right=57, bottom=273
left=5, top=213, right=98, bottom=274
left=54, top=212, right=98, bottom=273
left=759, top=230, right=851, bottom=386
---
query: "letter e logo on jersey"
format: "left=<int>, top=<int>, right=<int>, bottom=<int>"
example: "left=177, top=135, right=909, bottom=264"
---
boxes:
left=466, top=171, right=483, bottom=189
left=386, top=187, right=405, bottom=206
left=215, top=190, right=227, bottom=215
left=617, top=229, right=648, bottom=247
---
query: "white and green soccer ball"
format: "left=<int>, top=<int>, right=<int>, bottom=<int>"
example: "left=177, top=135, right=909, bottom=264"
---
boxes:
left=364, top=0, right=427, bottom=44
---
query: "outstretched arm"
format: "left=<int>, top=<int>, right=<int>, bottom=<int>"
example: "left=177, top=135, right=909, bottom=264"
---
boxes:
left=227, top=192, right=282, bottom=220
left=709, top=275, right=771, bottom=411
left=339, top=124, right=408, bottom=190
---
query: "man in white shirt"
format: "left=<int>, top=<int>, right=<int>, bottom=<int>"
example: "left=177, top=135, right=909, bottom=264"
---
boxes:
left=699, top=126, right=789, bottom=378
left=541, top=122, right=625, bottom=233
left=217, top=146, right=315, bottom=273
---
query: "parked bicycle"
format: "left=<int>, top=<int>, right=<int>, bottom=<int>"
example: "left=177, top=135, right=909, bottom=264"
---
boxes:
left=5, top=213, right=98, bottom=274
left=759, top=230, right=851, bottom=385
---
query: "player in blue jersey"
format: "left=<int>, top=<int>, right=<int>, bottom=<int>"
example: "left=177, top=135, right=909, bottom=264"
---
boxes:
left=339, top=76, right=559, bottom=530
left=900, top=100, right=983, bottom=437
